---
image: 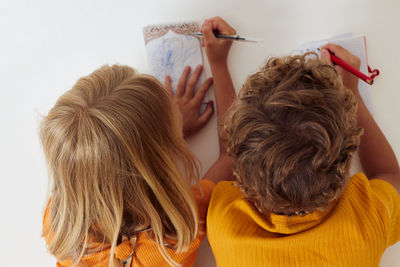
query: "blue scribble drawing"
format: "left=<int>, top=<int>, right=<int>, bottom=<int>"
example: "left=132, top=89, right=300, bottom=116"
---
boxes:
left=146, top=30, right=205, bottom=93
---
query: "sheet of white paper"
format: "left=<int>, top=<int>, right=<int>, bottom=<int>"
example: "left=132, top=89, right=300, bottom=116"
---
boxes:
left=145, top=30, right=205, bottom=93
left=298, top=34, right=373, bottom=113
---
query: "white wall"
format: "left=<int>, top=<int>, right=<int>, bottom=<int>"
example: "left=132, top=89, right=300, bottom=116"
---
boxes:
left=0, top=0, right=399, bottom=266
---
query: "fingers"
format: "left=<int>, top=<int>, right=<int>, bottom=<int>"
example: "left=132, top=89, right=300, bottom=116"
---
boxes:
left=196, top=101, right=214, bottom=128
left=201, top=19, right=216, bottom=46
left=201, top=17, right=236, bottom=46
left=321, top=43, right=360, bottom=69
left=321, top=43, right=346, bottom=56
left=320, top=48, right=332, bottom=65
left=210, top=16, right=236, bottom=35
left=176, top=66, right=191, bottom=97
left=164, top=75, right=174, bottom=95
left=193, top=77, right=213, bottom=104
left=186, top=65, right=203, bottom=97
left=175, top=65, right=210, bottom=101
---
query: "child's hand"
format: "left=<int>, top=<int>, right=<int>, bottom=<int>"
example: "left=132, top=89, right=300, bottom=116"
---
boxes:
left=320, top=44, right=361, bottom=94
left=165, top=65, right=214, bottom=138
left=201, top=17, right=236, bottom=67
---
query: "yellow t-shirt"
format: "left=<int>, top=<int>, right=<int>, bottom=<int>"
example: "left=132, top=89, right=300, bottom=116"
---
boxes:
left=207, top=173, right=400, bottom=267
left=43, top=179, right=215, bottom=267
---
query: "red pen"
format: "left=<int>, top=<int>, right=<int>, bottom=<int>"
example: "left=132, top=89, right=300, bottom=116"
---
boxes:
left=328, top=51, right=373, bottom=85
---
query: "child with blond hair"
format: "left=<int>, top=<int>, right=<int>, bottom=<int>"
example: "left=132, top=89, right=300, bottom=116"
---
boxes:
left=207, top=44, right=400, bottom=266
left=41, top=17, right=236, bottom=267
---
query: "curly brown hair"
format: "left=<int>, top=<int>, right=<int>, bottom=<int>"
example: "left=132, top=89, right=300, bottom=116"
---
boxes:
left=225, top=53, right=362, bottom=216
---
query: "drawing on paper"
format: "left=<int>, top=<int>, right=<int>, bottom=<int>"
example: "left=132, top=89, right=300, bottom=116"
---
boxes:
left=143, top=22, right=205, bottom=93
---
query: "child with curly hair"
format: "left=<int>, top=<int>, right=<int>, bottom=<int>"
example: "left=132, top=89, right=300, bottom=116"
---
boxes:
left=207, top=44, right=400, bottom=266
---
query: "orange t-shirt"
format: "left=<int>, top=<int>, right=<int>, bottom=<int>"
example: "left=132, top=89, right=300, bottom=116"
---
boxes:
left=43, top=179, right=215, bottom=267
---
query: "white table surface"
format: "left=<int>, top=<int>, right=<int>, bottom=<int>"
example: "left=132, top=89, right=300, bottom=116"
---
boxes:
left=0, top=0, right=399, bottom=266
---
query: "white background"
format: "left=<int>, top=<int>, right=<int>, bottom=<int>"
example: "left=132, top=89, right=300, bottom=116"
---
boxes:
left=0, top=0, right=399, bottom=266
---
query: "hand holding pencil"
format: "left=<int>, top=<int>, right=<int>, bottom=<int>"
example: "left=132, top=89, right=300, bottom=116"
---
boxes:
left=320, top=44, right=362, bottom=93
left=201, top=17, right=236, bottom=66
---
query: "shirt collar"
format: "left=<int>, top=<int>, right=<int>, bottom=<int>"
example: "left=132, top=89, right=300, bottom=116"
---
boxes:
left=235, top=195, right=336, bottom=234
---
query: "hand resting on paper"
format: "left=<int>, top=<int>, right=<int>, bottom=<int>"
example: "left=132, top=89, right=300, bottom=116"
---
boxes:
left=165, top=64, right=214, bottom=138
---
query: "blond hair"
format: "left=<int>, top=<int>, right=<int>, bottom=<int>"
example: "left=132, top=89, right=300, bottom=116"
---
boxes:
left=225, top=53, right=362, bottom=216
left=41, top=65, right=199, bottom=266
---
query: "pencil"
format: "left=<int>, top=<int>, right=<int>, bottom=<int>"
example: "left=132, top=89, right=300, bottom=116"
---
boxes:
left=329, top=52, right=373, bottom=85
left=188, top=32, right=262, bottom=43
